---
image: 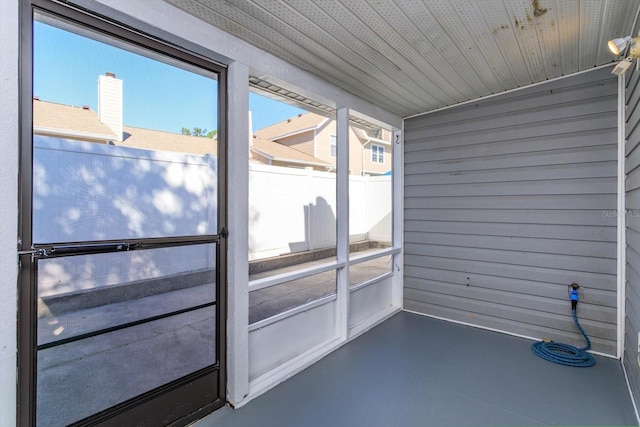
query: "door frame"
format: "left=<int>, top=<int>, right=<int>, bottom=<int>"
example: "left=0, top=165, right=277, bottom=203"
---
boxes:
left=17, top=1, right=228, bottom=425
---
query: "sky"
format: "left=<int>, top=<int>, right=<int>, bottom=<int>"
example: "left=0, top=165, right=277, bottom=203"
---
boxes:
left=34, top=20, right=305, bottom=134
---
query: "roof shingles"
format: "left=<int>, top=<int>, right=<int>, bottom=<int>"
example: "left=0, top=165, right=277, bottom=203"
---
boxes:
left=254, top=112, right=328, bottom=141
left=33, top=99, right=328, bottom=167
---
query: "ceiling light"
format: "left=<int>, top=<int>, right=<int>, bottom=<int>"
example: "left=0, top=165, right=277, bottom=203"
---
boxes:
left=608, top=36, right=632, bottom=55
left=608, top=35, right=640, bottom=76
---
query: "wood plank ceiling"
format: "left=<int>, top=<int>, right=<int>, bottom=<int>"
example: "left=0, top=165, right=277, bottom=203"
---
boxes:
left=165, top=0, right=640, bottom=118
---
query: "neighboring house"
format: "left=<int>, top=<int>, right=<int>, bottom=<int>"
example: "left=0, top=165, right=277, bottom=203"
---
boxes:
left=250, top=136, right=331, bottom=171
left=254, top=112, right=392, bottom=175
left=33, top=98, right=219, bottom=156
left=33, top=72, right=218, bottom=156
left=33, top=97, right=118, bottom=144
left=33, top=73, right=389, bottom=175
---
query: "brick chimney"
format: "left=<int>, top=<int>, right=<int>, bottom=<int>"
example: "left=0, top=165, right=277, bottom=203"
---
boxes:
left=98, top=72, right=123, bottom=142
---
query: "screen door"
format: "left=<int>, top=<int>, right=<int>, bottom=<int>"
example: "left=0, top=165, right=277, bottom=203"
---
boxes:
left=19, top=2, right=227, bottom=425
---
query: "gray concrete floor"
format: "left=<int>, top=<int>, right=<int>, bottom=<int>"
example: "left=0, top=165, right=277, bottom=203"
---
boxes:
left=194, top=311, right=638, bottom=427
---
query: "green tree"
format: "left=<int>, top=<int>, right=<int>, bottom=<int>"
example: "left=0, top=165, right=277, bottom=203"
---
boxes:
left=181, top=127, right=217, bottom=139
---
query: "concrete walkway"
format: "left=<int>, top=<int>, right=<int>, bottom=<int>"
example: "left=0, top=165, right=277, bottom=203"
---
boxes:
left=249, top=249, right=392, bottom=323
left=36, top=285, right=216, bottom=427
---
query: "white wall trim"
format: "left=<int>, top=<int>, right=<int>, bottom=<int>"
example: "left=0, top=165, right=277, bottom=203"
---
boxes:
left=336, top=107, right=350, bottom=340
left=350, top=272, right=394, bottom=292
left=248, top=260, right=345, bottom=292
left=226, top=61, right=250, bottom=406
left=0, top=0, right=19, bottom=424
left=242, top=305, right=401, bottom=408
left=618, top=73, right=627, bottom=360
left=248, top=294, right=337, bottom=332
left=392, top=126, right=404, bottom=308
left=349, top=246, right=400, bottom=265
left=622, top=359, right=640, bottom=425
left=404, top=63, right=614, bottom=120
left=348, top=306, right=400, bottom=339
left=242, top=335, right=343, bottom=407
left=402, top=309, right=619, bottom=360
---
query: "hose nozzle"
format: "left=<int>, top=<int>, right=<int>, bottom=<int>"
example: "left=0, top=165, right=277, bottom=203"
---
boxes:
left=570, top=283, right=579, bottom=311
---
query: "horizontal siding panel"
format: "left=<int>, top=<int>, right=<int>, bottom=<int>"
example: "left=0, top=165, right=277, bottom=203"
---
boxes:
left=404, top=220, right=615, bottom=242
left=404, top=69, right=618, bottom=353
left=625, top=291, right=640, bottom=342
left=405, top=179, right=616, bottom=197
left=404, top=209, right=614, bottom=227
left=626, top=265, right=640, bottom=320
left=404, top=243, right=616, bottom=275
left=406, top=145, right=616, bottom=171
left=627, top=245, right=640, bottom=277
left=628, top=191, right=640, bottom=216
left=403, top=266, right=616, bottom=307
left=404, top=128, right=614, bottom=159
left=405, top=112, right=616, bottom=148
left=404, top=232, right=616, bottom=259
left=625, top=188, right=640, bottom=216
left=623, top=274, right=640, bottom=373
left=409, top=96, right=616, bottom=140
left=628, top=98, right=640, bottom=125
left=626, top=120, right=640, bottom=156
left=626, top=165, right=640, bottom=191
left=405, top=194, right=617, bottom=210
left=625, top=142, right=640, bottom=175
left=405, top=77, right=617, bottom=129
left=626, top=101, right=640, bottom=140
left=405, top=162, right=616, bottom=185
left=624, top=211, right=640, bottom=231
left=403, top=257, right=616, bottom=292
left=627, top=63, right=640, bottom=101
left=626, top=228, right=640, bottom=254
left=403, top=299, right=616, bottom=355
left=404, top=291, right=616, bottom=343
left=404, top=278, right=616, bottom=324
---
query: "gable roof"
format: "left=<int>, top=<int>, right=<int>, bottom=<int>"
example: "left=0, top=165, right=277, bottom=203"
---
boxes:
left=33, top=99, right=325, bottom=166
left=251, top=137, right=330, bottom=167
left=33, top=99, right=217, bottom=155
left=254, top=111, right=329, bottom=141
left=33, top=99, right=117, bottom=141
left=121, top=126, right=217, bottom=155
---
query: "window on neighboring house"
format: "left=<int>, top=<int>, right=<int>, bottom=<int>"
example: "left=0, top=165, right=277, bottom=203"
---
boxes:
left=330, top=134, right=336, bottom=157
left=371, top=144, right=384, bottom=163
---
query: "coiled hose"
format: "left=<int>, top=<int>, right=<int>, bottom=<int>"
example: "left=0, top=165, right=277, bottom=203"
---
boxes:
left=531, top=308, right=596, bottom=367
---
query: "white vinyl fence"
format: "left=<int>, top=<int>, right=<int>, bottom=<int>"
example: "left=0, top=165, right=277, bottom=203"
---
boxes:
left=33, top=136, right=217, bottom=296
left=34, top=137, right=391, bottom=295
left=248, top=163, right=391, bottom=260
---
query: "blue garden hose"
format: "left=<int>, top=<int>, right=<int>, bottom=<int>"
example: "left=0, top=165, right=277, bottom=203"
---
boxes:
left=531, top=283, right=596, bottom=367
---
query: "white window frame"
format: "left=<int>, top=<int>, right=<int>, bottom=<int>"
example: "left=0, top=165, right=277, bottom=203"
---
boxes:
left=330, top=134, right=336, bottom=157
left=371, top=143, right=384, bottom=163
